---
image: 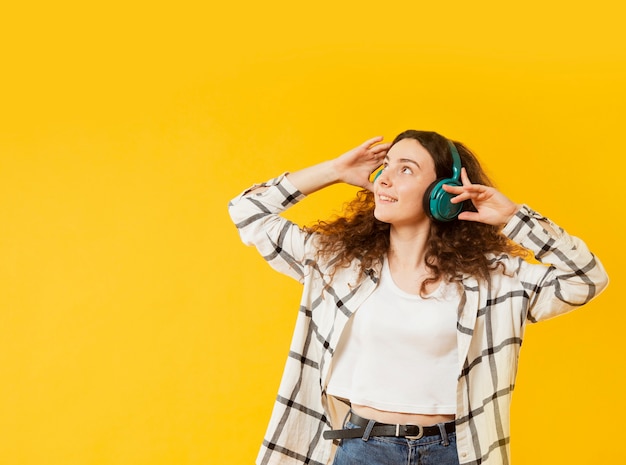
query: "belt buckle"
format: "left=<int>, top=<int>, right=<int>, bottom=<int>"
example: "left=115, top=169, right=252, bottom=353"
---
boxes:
left=398, top=424, right=424, bottom=440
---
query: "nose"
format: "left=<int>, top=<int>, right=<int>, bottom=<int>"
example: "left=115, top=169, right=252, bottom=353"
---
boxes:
left=377, top=168, right=391, bottom=186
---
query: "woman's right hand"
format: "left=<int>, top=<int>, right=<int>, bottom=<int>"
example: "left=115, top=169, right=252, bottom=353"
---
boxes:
left=285, top=136, right=390, bottom=196
left=332, top=136, right=391, bottom=191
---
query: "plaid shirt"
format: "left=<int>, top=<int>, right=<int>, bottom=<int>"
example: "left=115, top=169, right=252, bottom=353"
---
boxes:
left=228, top=174, right=608, bottom=465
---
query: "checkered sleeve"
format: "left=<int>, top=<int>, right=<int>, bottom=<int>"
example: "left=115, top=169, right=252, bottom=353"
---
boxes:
left=228, top=173, right=314, bottom=282
left=229, top=173, right=354, bottom=465
left=502, top=205, right=609, bottom=322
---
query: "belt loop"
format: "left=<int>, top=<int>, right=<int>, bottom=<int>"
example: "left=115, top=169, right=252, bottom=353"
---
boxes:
left=335, top=409, right=353, bottom=447
left=342, top=410, right=352, bottom=428
left=437, top=422, right=450, bottom=447
left=362, top=419, right=376, bottom=442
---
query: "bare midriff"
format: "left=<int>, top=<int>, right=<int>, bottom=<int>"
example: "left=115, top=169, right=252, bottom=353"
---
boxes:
left=352, top=404, right=455, bottom=427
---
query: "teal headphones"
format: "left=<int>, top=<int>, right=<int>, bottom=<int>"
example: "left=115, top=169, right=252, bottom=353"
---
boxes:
left=373, top=139, right=463, bottom=222
left=422, top=140, right=463, bottom=222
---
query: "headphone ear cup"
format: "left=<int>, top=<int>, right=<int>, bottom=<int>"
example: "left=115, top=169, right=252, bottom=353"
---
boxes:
left=423, top=179, right=463, bottom=222
left=422, top=180, right=440, bottom=220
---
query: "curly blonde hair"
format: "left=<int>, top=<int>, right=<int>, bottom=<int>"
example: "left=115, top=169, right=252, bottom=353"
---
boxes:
left=306, top=130, right=528, bottom=295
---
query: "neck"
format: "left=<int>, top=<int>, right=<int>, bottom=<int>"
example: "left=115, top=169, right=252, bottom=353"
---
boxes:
left=387, top=223, right=431, bottom=271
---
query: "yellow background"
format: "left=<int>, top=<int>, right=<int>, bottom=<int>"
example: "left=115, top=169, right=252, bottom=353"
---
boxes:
left=1, top=1, right=624, bottom=464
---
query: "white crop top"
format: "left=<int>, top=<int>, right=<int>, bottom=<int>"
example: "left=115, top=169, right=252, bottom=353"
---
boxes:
left=327, top=258, right=460, bottom=414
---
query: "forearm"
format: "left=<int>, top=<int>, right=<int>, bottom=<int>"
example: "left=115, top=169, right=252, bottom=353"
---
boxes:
left=286, top=159, right=341, bottom=196
left=504, top=205, right=608, bottom=319
left=243, top=161, right=340, bottom=197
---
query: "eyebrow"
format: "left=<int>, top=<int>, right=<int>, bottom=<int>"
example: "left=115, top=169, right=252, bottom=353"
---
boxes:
left=383, top=155, right=421, bottom=168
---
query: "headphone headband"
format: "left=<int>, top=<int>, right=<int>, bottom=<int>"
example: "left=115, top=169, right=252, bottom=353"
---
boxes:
left=447, top=140, right=462, bottom=182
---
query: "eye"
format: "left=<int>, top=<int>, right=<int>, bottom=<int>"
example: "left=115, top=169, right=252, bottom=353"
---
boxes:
left=401, top=166, right=413, bottom=175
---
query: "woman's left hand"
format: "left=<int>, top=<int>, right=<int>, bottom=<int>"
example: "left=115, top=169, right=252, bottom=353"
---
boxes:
left=443, top=168, right=521, bottom=226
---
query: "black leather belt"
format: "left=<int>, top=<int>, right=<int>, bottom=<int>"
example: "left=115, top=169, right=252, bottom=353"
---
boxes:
left=323, top=412, right=455, bottom=440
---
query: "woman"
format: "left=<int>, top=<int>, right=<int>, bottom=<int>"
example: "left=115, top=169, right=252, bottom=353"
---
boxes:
left=228, top=130, right=608, bottom=465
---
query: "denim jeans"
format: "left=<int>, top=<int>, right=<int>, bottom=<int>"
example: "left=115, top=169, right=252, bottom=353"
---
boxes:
left=332, top=420, right=460, bottom=465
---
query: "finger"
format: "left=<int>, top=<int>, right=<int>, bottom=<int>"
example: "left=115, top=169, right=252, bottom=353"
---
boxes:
left=461, top=167, right=473, bottom=186
left=451, top=194, right=471, bottom=204
left=457, top=211, right=481, bottom=222
left=360, top=136, right=384, bottom=148
left=442, top=183, right=464, bottom=194
left=442, top=183, right=469, bottom=204
left=445, top=184, right=489, bottom=204
left=453, top=181, right=490, bottom=198
left=370, top=142, right=391, bottom=154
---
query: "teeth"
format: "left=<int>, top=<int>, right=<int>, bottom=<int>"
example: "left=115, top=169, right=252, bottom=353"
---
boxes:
left=379, top=195, right=397, bottom=202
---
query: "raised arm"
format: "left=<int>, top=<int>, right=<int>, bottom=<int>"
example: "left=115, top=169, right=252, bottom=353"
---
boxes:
left=247, top=137, right=390, bottom=197
left=229, top=136, right=390, bottom=281
left=442, top=167, right=608, bottom=319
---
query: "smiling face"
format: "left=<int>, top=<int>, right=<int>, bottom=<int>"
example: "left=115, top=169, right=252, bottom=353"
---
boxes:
left=373, top=138, right=437, bottom=228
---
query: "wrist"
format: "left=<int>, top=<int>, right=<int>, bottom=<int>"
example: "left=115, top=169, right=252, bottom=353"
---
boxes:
left=327, top=158, right=346, bottom=184
left=503, top=204, right=522, bottom=225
